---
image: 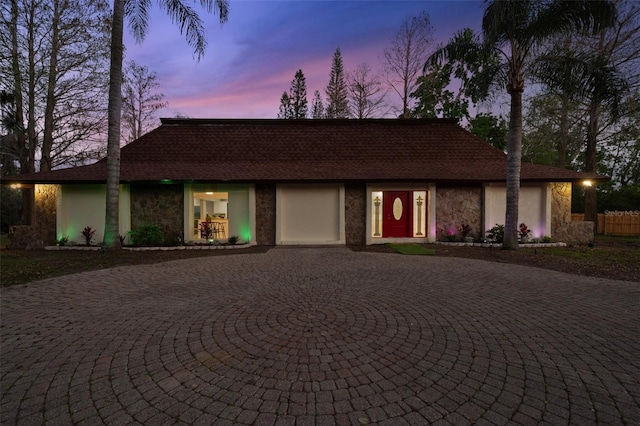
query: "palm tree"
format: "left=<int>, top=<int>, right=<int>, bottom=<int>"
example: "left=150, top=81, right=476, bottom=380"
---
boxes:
left=427, top=0, right=615, bottom=249
left=542, top=2, right=638, bottom=230
left=103, top=0, right=229, bottom=248
left=534, top=47, right=627, bottom=230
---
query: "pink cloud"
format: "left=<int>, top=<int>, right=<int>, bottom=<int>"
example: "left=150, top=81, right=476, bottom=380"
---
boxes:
left=126, top=1, right=485, bottom=119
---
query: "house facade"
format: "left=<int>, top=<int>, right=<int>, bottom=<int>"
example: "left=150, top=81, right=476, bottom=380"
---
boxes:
left=4, top=119, right=598, bottom=247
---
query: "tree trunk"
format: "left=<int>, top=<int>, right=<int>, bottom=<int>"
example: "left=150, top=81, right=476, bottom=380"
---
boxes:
left=136, top=85, right=142, bottom=140
left=26, top=0, right=37, bottom=173
left=9, top=0, right=26, bottom=170
left=10, top=0, right=32, bottom=225
left=103, top=0, right=125, bottom=248
left=584, top=99, right=600, bottom=231
left=41, top=0, right=60, bottom=172
left=503, top=90, right=523, bottom=250
left=556, top=95, right=569, bottom=169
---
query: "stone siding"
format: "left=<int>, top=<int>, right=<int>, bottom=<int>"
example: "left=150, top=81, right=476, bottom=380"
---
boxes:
left=550, top=182, right=593, bottom=245
left=436, top=186, right=483, bottom=241
left=555, top=221, right=595, bottom=245
left=255, top=184, right=276, bottom=245
left=345, top=184, right=366, bottom=246
left=130, top=184, right=183, bottom=243
left=35, top=184, right=58, bottom=245
left=8, top=184, right=58, bottom=248
left=550, top=182, right=572, bottom=236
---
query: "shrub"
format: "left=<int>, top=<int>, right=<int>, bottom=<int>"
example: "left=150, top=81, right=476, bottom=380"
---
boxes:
left=57, top=236, right=69, bottom=246
left=167, top=234, right=182, bottom=246
left=444, top=227, right=458, bottom=242
left=459, top=223, right=472, bottom=240
left=199, top=220, right=213, bottom=240
left=486, top=224, right=505, bottom=243
left=128, top=224, right=164, bottom=246
left=227, top=235, right=240, bottom=245
left=81, top=226, right=96, bottom=246
left=518, top=223, right=531, bottom=242
left=542, top=236, right=552, bottom=243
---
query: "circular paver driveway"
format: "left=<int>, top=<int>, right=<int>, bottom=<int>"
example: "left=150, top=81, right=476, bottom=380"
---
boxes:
left=1, top=247, right=639, bottom=425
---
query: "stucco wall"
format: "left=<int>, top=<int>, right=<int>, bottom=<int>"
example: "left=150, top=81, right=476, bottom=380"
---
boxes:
left=35, top=184, right=58, bottom=245
left=345, top=183, right=366, bottom=246
left=484, top=183, right=549, bottom=239
left=59, top=184, right=107, bottom=244
left=130, top=184, right=183, bottom=243
left=255, top=184, right=276, bottom=245
left=436, top=186, right=483, bottom=241
left=227, top=190, right=251, bottom=242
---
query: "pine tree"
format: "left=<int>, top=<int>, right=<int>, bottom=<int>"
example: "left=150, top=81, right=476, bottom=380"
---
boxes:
left=325, top=48, right=350, bottom=118
left=290, top=69, right=308, bottom=119
left=278, top=91, right=293, bottom=119
left=311, top=91, right=324, bottom=118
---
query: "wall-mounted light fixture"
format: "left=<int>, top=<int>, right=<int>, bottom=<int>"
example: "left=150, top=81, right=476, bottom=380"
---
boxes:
left=416, top=195, right=423, bottom=236
left=373, top=196, right=381, bottom=236
left=583, top=180, right=593, bottom=187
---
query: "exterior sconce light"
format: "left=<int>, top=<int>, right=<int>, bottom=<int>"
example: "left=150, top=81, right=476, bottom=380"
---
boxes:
left=374, top=196, right=381, bottom=236
left=416, top=195, right=423, bottom=236
left=583, top=180, right=593, bottom=187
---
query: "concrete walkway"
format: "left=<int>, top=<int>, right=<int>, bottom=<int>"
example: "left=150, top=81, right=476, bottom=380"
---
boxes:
left=1, top=248, right=639, bottom=425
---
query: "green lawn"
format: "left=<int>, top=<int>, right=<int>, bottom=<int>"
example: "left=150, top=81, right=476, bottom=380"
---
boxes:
left=388, top=244, right=436, bottom=255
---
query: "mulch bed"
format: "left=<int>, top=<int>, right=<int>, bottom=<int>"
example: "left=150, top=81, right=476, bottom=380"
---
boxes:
left=2, top=238, right=638, bottom=286
left=357, top=239, right=640, bottom=282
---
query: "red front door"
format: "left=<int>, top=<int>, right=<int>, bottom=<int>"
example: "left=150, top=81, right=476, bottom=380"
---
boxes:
left=383, top=191, right=412, bottom=237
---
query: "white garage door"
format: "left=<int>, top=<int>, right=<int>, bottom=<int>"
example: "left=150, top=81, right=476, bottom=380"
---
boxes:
left=277, top=184, right=344, bottom=244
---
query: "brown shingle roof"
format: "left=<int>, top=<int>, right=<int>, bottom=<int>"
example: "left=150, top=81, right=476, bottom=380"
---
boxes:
left=2, top=119, right=605, bottom=184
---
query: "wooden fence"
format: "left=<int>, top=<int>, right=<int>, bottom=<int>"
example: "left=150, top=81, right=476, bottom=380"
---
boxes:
left=572, top=212, right=640, bottom=236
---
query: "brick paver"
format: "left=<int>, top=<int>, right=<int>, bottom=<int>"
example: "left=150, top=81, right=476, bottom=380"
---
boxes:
left=1, top=247, right=639, bottom=425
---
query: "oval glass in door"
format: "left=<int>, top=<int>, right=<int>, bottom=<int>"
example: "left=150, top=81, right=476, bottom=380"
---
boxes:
left=383, top=191, right=411, bottom=238
left=393, top=197, right=403, bottom=220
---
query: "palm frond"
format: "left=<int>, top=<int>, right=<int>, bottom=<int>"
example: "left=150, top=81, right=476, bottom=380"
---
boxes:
left=197, top=0, right=229, bottom=23
left=425, top=28, right=505, bottom=104
left=528, top=0, right=616, bottom=43
left=158, top=0, right=207, bottom=59
left=124, top=0, right=151, bottom=43
left=483, top=0, right=539, bottom=45
left=425, top=28, right=483, bottom=71
left=533, top=52, right=628, bottom=119
left=156, top=0, right=229, bottom=59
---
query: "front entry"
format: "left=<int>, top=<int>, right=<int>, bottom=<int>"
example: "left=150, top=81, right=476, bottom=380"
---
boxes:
left=383, top=191, right=412, bottom=237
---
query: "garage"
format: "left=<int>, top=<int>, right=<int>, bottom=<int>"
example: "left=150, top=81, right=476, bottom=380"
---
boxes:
left=276, top=184, right=345, bottom=244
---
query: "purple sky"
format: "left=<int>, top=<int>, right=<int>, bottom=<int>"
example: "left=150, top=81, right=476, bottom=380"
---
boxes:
left=123, top=1, right=485, bottom=118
